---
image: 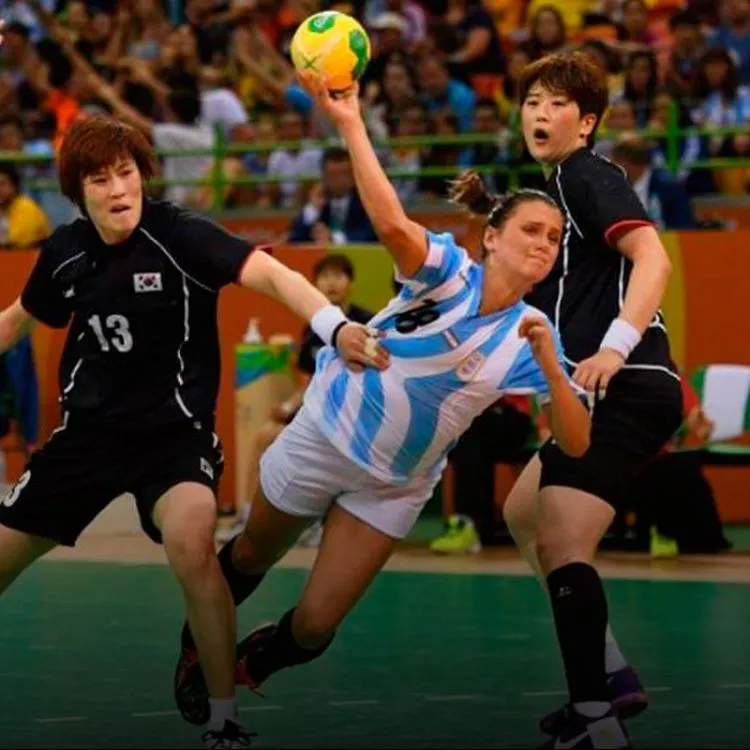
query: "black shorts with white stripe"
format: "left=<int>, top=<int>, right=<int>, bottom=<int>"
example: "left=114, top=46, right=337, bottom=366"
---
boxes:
left=538, top=370, right=683, bottom=508
left=0, top=415, right=224, bottom=546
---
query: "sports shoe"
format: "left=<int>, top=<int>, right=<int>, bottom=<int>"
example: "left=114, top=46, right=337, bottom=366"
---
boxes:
left=429, top=514, right=481, bottom=554
left=202, top=720, right=255, bottom=748
left=539, top=707, right=631, bottom=749
left=540, top=666, right=648, bottom=735
left=650, top=525, right=679, bottom=558
left=174, top=648, right=210, bottom=726
left=235, top=623, right=279, bottom=690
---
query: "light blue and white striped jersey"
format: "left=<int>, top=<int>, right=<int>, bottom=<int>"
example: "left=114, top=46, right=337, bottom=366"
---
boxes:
left=303, top=231, right=569, bottom=484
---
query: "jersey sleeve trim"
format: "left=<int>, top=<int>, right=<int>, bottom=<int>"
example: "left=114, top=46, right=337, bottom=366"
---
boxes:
left=603, top=219, right=653, bottom=246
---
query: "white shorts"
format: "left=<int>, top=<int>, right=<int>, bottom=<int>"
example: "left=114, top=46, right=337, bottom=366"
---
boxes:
left=259, top=406, right=438, bottom=539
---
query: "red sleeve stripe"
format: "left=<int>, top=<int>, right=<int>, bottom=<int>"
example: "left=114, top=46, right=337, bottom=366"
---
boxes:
left=603, top=219, right=653, bottom=245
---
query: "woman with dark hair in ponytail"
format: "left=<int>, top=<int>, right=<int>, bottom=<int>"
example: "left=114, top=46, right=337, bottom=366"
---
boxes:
left=172, top=75, right=593, bottom=735
left=500, top=50, right=683, bottom=749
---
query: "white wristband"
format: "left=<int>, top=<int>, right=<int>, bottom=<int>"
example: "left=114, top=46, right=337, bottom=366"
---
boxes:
left=310, top=304, right=348, bottom=346
left=599, top=318, right=641, bottom=360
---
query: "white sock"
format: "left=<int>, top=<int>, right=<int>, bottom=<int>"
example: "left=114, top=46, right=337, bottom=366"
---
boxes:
left=208, top=698, right=237, bottom=731
left=605, top=625, right=628, bottom=674
left=574, top=700, right=611, bottom=718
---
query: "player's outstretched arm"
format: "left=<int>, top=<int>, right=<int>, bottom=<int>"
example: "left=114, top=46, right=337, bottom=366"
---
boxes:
left=239, top=250, right=389, bottom=370
left=519, top=316, right=591, bottom=458
left=299, top=75, right=428, bottom=279
left=0, top=299, right=36, bottom=356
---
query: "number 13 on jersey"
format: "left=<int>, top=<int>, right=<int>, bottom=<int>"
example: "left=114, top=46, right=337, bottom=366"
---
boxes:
left=88, top=314, right=133, bottom=352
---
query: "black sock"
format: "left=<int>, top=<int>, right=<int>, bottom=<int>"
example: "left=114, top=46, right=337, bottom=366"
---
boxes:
left=180, top=536, right=267, bottom=653
left=249, top=608, right=334, bottom=683
left=546, top=562, right=609, bottom=705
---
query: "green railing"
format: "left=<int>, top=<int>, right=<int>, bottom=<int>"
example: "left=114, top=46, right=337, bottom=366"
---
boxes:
left=5, top=111, right=750, bottom=211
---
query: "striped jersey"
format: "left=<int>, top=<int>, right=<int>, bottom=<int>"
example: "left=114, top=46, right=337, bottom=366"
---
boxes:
left=303, top=231, right=569, bottom=484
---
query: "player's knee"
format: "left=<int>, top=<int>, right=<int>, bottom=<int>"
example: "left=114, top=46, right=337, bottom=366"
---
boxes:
left=535, top=531, right=590, bottom=575
left=160, top=493, right=217, bottom=578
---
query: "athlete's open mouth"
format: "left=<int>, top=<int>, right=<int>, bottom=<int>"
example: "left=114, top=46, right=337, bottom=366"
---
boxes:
left=110, top=205, right=130, bottom=214
left=533, top=128, right=550, bottom=144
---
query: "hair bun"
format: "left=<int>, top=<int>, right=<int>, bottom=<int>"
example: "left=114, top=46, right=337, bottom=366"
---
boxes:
left=448, top=171, right=496, bottom=216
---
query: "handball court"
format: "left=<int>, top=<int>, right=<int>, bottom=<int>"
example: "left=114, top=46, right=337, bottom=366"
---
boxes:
left=0, top=499, right=748, bottom=750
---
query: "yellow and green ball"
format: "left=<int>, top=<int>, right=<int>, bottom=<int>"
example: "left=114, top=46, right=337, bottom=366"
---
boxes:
left=290, top=11, right=371, bottom=92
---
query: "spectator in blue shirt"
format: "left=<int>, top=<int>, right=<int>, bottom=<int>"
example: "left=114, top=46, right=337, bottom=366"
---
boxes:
left=417, top=56, right=475, bottom=132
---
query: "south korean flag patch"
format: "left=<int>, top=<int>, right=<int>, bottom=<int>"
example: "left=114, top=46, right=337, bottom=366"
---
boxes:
left=133, top=272, right=163, bottom=293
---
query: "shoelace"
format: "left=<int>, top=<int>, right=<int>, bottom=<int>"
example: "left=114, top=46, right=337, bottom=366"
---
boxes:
left=201, top=726, right=256, bottom=748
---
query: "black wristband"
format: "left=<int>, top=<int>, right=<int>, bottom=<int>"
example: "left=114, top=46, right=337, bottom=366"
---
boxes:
left=331, top=320, right=348, bottom=349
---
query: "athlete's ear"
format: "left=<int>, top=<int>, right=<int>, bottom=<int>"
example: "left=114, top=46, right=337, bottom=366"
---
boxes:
left=580, top=112, right=597, bottom=139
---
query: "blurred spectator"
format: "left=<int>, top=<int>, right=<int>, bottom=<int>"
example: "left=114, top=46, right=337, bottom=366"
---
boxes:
left=707, top=0, right=750, bottom=85
left=526, top=0, right=598, bottom=31
left=360, top=11, right=409, bottom=90
left=288, top=147, right=378, bottom=244
left=0, top=163, right=51, bottom=248
left=363, top=56, right=419, bottom=139
left=580, top=39, right=625, bottom=98
left=615, top=0, right=658, bottom=54
left=459, top=97, right=510, bottom=193
left=665, top=9, right=705, bottom=99
left=495, top=45, right=530, bottom=119
left=691, top=46, right=750, bottom=161
left=364, top=0, right=427, bottom=51
left=520, top=4, right=570, bottom=61
left=266, top=110, right=322, bottom=209
left=440, top=0, right=506, bottom=96
left=594, top=98, right=637, bottom=158
left=618, top=49, right=660, bottom=126
left=612, top=134, right=700, bottom=229
left=386, top=98, right=430, bottom=206
left=418, top=56, right=476, bottom=132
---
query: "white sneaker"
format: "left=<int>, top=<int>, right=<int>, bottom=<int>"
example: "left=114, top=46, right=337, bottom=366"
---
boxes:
left=202, top=720, right=254, bottom=748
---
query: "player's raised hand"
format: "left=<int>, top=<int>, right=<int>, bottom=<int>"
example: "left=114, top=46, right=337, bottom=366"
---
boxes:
left=519, top=315, right=560, bottom=376
left=335, top=323, right=390, bottom=371
left=298, top=71, right=362, bottom=129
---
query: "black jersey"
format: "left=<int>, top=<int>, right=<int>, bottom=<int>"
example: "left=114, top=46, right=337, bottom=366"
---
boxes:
left=524, top=148, right=678, bottom=381
left=21, top=198, right=256, bottom=432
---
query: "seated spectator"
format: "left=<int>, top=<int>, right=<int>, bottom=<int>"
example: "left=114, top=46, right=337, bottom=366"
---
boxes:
left=459, top=97, right=511, bottom=193
left=363, top=56, right=420, bottom=139
left=691, top=45, right=750, bottom=192
left=519, top=4, right=570, bottom=61
left=707, top=0, right=750, bottom=85
left=665, top=8, right=706, bottom=99
left=361, top=11, right=410, bottom=91
left=288, top=147, right=378, bottom=244
left=0, top=163, right=51, bottom=249
left=494, top=46, right=530, bottom=120
left=219, top=254, right=374, bottom=544
left=439, top=0, right=506, bottom=96
left=266, top=110, right=323, bottom=209
left=364, top=0, right=428, bottom=52
left=616, top=49, right=660, bottom=126
left=612, top=134, right=700, bottom=229
left=594, top=98, right=637, bottom=158
left=418, top=56, right=476, bottom=133
left=385, top=98, right=431, bottom=206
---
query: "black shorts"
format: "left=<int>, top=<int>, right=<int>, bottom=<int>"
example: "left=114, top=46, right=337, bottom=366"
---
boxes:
left=539, top=371, right=683, bottom=508
left=0, top=415, right=224, bottom=546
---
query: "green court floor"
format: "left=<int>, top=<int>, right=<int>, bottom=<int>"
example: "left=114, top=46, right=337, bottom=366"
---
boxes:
left=1, top=560, right=748, bottom=749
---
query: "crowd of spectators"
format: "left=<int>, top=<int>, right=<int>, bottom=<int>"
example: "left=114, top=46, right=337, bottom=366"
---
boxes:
left=0, top=0, right=748, bottom=243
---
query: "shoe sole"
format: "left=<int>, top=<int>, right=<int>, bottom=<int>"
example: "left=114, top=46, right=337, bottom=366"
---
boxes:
left=540, top=693, right=648, bottom=735
left=614, top=692, right=649, bottom=720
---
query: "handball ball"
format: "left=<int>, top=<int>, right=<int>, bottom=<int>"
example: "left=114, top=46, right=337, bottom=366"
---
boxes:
left=290, top=11, right=371, bottom=92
